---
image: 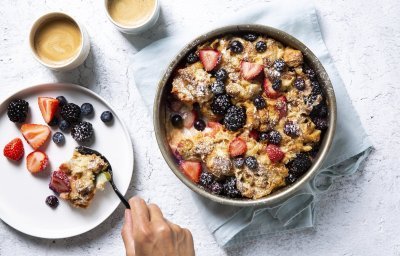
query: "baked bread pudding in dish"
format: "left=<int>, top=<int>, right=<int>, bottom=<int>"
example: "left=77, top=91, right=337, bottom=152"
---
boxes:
left=49, top=149, right=110, bottom=208
left=166, top=32, right=329, bottom=199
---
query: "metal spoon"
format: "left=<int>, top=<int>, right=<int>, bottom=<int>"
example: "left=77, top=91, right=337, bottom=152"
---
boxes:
left=76, top=146, right=130, bottom=209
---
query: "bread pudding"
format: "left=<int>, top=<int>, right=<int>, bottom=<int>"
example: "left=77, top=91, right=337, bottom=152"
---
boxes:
left=166, top=32, right=329, bottom=199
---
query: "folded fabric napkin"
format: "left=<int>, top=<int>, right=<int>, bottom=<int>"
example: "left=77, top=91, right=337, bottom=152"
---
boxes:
left=132, top=0, right=373, bottom=247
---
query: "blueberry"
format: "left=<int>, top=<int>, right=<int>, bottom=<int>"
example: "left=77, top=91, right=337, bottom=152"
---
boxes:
left=243, top=33, right=258, bottom=42
left=56, top=96, right=68, bottom=107
left=45, top=195, right=59, bottom=208
left=100, top=111, right=113, bottom=123
left=59, top=120, right=71, bottom=132
left=211, top=80, right=226, bottom=95
left=268, top=130, right=282, bottom=145
left=255, top=41, right=267, bottom=52
left=81, top=103, right=94, bottom=116
left=210, top=181, right=223, bottom=195
left=253, top=95, right=266, bottom=109
left=214, top=68, right=228, bottom=82
left=245, top=156, right=258, bottom=170
left=294, top=78, right=305, bottom=90
left=199, top=172, right=213, bottom=187
left=272, top=79, right=281, bottom=91
left=186, top=52, right=199, bottom=64
left=48, top=117, right=59, bottom=127
left=233, top=157, right=245, bottom=168
left=194, top=119, right=206, bottom=131
left=52, top=132, right=65, bottom=144
left=273, top=59, right=286, bottom=72
left=171, top=114, right=183, bottom=128
left=259, top=132, right=269, bottom=142
left=229, top=40, right=243, bottom=53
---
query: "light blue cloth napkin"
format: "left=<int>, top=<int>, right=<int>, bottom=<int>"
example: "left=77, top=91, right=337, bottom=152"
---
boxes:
left=132, top=0, right=373, bottom=247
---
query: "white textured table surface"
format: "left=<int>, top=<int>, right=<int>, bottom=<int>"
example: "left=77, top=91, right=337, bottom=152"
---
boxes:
left=0, top=0, right=398, bottom=255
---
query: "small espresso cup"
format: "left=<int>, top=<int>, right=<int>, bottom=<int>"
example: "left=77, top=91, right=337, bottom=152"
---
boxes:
left=104, top=0, right=160, bottom=35
left=29, top=12, right=90, bottom=72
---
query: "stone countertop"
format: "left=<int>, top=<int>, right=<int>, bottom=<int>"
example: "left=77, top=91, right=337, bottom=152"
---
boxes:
left=0, top=0, right=398, bottom=255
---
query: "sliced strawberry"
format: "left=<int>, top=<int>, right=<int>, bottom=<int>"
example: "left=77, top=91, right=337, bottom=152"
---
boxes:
left=179, top=161, right=202, bottom=182
left=241, top=61, right=263, bottom=80
left=38, top=97, right=59, bottom=124
left=266, top=144, right=285, bottom=163
left=20, top=124, right=51, bottom=150
left=49, top=170, right=71, bottom=193
left=182, top=110, right=197, bottom=128
left=249, top=130, right=260, bottom=141
left=199, top=49, right=221, bottom=71
left=275, top=96, right=288, bottom=119
left=3, top=138, right=24, bottom=161
left=26, top=151, right=48, bottom=173
left=264, top=78, right=280, bottom=99
left=229, top=137, right=247, bottom=157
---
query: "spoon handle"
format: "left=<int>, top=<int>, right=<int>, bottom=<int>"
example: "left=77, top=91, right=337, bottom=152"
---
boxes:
left=109, top=180, right=130, bottom=209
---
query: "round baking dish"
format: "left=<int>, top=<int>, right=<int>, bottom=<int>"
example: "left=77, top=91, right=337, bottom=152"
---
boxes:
left=154, top=25, right=336, bottom=207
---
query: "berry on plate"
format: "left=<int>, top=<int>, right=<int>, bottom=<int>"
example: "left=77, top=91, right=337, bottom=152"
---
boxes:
left=3, top=138, right=24, bottom=161
left=229, top=137, right=247, bottom=157
left=26, top=151, right=48, bottom=174
left=266, top=144, right=285, bottom=163
left=49, top=170, right=71, bottom=193
left=263, top=78, right=281, bottom=99
left=199, top=49, right=221, bottom=71
left=38, top=97, right=59, bottom=124
left=179, top=160, right=202, bottom=183
left=7, top=99, right=29, bottom=123
left=240, top=61, right=263, bottom=80
left=20, top=124, right=51, bottom=150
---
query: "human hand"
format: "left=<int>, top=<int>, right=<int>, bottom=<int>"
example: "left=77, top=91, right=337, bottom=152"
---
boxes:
left=122, top=196, right=195, bottom=256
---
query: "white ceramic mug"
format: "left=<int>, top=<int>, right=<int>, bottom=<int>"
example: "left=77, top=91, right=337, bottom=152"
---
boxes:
left=104, top=0, right=160, bottom=35
left=29, top=12, right=90, bottom=72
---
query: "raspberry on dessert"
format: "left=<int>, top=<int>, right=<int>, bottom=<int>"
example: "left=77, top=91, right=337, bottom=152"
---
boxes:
left=7, top=99, right=29, bottom=123
left=255, top=41, right=267, bottom=52
left=100, top=111, right=113, bottom=123
left=229, top=137, right=247, bottom=157
left=229, top=40, right=243, bottom=53
left=214, top=68, right=228, bottom=82
left=287, top=153, right=312, bottom=177
left=199, top=49, right=221, bottom=71
left=211, top=80, right=226, bottom=95
left=186, top=52, right=199, bottom=64
left=284, top=121, right=300, bottom=137
left=210, top=181, right=223, bottom=195
left=171, top=114, right=184, bottom=128
left=71, top=121, right=94, bottom=142
left=20, top=124, right=51, bottom=150
left=61, top=103, right=81, bottom=123
left=26, top=151, right=48, bottom=174
left=194, top=119, right=206, bottom=131
left=59, top=120, right=71, bottom=132
left=245, top=156, right=258, bottom=170
left=45, top=195, right=59, bottom=208
left=81, top=103, right=94, bottom=116
left=3, top=138, right=24, bottom=161
left=240, top=61, right=263, bottom=80
left=294, top=77, right=305, bottom=90
left=56, top=96, right=68, bottom=107
left=223, top=177, right=241, bottom=198
left=243, top=33, right=258, bottom=42
left=211, top=94, right=232, bottom=115
left=266, top=144, right=285, bottom=163
left=199, top=172, right=214, bottom=187
left=273, top=59, right=286, bottom=72
left=267, top=130, right=282, bottom=145
left=38, top=97, right=59, bottom=124
left=223, top=106, right=246, bottom=131
left=233, top=157, right=245, bottom=168
left=179, top=160, right=202, bottom=183
left=49, top=170, right=71, bottom=193
left=253, top=95, right=266, bottom=109
left=52, top=132, right=65, bottom=145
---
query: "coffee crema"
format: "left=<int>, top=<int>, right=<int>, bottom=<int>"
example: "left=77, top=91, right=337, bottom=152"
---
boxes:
left=34, top=17, right=82, bottom=64
left=107, top=0, right=156, bottom=27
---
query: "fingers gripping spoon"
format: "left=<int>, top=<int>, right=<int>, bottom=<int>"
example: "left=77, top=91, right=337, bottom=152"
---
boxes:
left=76, top=146, right=130, bottom=209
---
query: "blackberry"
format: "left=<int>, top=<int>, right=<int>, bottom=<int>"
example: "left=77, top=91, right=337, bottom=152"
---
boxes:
left=45, top=195, right=59, bottom=208
left=229, top=40, right=243, bottom=53
left=272, top=79, right=281, bottom=91
left=223, top=177, right=241, bottom=198
left=287, top=153, right=312, bottom=177
left=214, top=68, right=228, bottom=82
left=285, top=173, right=297, bottom=184
left=233, top=157, right=245, bottom=168
left=273, top=59, right=286, bottom=72
left=194, top=119, right=206, bottom=131
left=255, top=41, right=267, bottom=52
left=186, top=52, right=199, bottom=64
left=7, top=99, right=29, bottom=123
left=100, top=111, right=113, bottom=123
left=211, top=94, right=232, bottom=115
left=312, top=117, right=328, bottom=130
left=253, top=95, right=266, bottom=109
left=284, top=121, right=300, bottom=137
left=223, top=106, right=246, bottom=131
left=199, top=172, right=213, bottom=187
left=48, top=116, right=59, bottom=127
left=71, top=121, right=94, bottom=142
left=303, top=64, right=316, bottom=80
left=60, top=103, right=81, bottom=123
left=268, top=130, right=282, bottom=145
left=171, top=114, right=183, bottom=128
left=52, top=132, right=65, bottom=145
left=211, top=80, right=226, bottom=95
left=210, top=181, right=223, bottom=195
left=294, top=78, right=305, bottom=90
left=59, top=120, right=71, bottom=132
left=243, top=33, right=258, bottom=42
left=245, top=156, right=258, bottom=170
left=259, top=132, right=269, bottom=142
left=81, top=103, right=94, bottom=116
left=56, top=96, right=68, bottom=107
left=310, top=102, right=328, bottom=118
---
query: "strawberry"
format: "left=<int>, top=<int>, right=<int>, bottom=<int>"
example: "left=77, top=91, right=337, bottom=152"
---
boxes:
left=241, top=61, right=263, bottom=80
left=38, top=97, right=59, bottom=124
left=20, top=124, right=51, bottom=150
left=179, top=161, right=202, bottom=182
left=263, top=78, right=280, bottom=99
left=199, top=49, right=221, bottom=71
left=266, top=144, right=285, bottom=163
left=182, top=110, right=197, bottom=128
left=249, top=130, right=260, bottom=141
left=3, top=138, right=24, bottom=161
left=26, top=151, right=48, bottom=173
left=49, top=170, right=71, bottom=193
left=275, top=96, right=288, bottom=119
left=229, top=137, right=247, bottom=157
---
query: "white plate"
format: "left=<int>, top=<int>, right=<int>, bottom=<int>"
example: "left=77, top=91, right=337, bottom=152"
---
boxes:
left=0, top=83, right=134, bottom=239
